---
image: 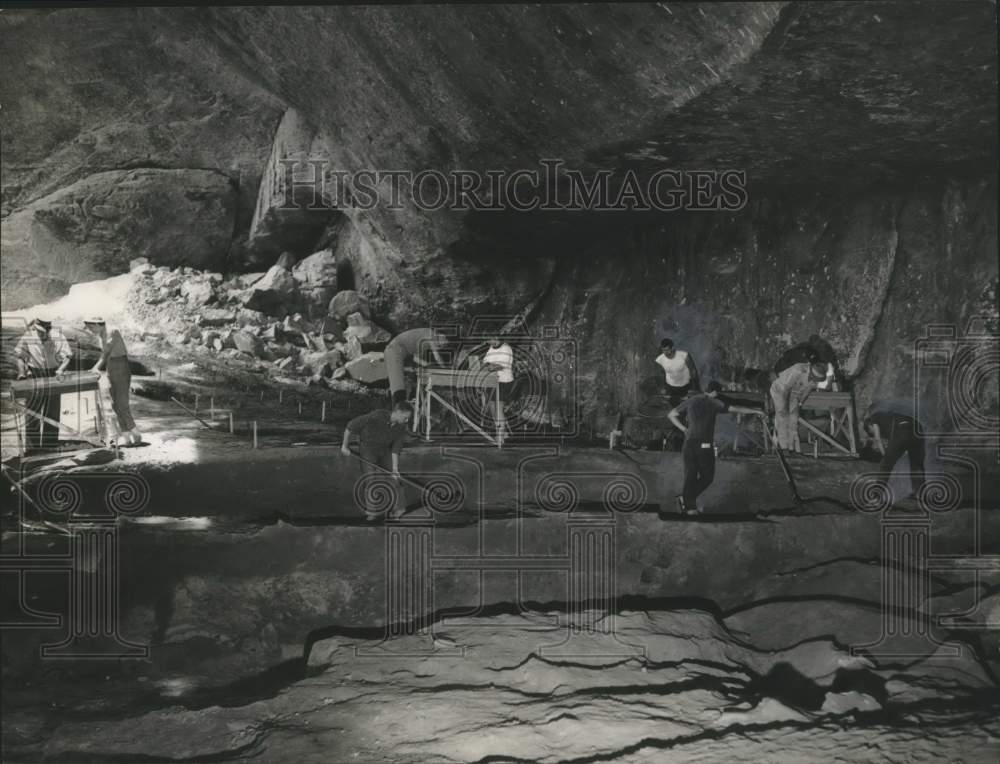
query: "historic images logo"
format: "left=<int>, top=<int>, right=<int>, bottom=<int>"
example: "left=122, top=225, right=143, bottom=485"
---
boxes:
left=847, top=316, right=999, bottom=660
left=2, top=470, right=151, bottom=659
left=348, top=318, right=648, bottom=658
left=276, top=157, right=748, bottom=213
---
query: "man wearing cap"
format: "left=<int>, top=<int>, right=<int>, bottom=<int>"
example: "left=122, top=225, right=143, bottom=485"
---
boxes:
left=668, top=381, right=765, bottom=515
left=14, top=317, right=73, bottom=448
left=769, top=361, right=827, bottom=451
left=774, top=335, right=839, bottom=392
left=384, top=327, right=448, bottom=405
left=84, top=317, right=140, bottom=445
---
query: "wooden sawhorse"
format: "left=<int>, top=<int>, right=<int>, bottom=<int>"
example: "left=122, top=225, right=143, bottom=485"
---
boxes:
left=414, top=367, right=504, bottom=448
left=796, top=390, right=858, bottom=457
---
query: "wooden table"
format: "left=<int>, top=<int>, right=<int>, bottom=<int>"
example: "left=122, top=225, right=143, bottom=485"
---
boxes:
left=796, top=390, right=858, bottom=457
left=415, top=367, right=504, bottom=447
left=724, top=391, right=771, bottom=454
left=6, top=372, right=105, bottom=454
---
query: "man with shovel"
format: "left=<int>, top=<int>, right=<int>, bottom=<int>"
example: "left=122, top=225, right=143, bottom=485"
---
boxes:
left=341, top=401, right=414, bottom=520
left=667, top=381, right=767, bottom=515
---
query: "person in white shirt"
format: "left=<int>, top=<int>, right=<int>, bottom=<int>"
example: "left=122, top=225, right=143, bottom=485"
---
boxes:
left=14, top=316, right=73, bottom=450
left=654, top=338, right=700, bottom=403
left=482, top=336, right=514, bottom=439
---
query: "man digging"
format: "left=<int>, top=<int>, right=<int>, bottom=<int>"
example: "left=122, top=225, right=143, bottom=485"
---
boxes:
left=667, top=381, right=766, bottom=516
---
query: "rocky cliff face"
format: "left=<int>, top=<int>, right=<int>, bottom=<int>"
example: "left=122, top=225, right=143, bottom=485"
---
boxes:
left=535, top=176, right=998, bottom=427
left=2, top=3, right=996, bottom=427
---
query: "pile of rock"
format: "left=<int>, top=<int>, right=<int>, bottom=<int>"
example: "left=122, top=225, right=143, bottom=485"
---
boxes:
left=125, top=252, right=395, bottom=388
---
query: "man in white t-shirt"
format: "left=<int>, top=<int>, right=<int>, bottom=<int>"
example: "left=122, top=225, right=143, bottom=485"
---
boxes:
left=483, top=336, right=514, bottom=439
left=654, top=338, right=700, bottom=403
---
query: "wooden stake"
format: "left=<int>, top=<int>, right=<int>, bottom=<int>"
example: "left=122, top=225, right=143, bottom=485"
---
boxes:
left=298, top=401, right=302, bottom=415
left=210, top=397, right=215, bottom=419
left=252, top=421, right=258, bottom=449
left=229, top=412, right=234, bottom=434
left=194, top=393, right=200, bottom=412
left=259, top=390, right=264, bottom=401
left=279, top=390, right=283, bottom=403
left=321, top=401, right=326, bottom=422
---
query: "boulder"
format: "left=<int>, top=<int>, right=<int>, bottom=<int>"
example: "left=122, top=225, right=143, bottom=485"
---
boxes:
left=344, top=352, right=387, bottom=384
left=181, top=280, right=214, bottom=306
left=327, top=290, right=370, bottom=321
left=317, top=316, right=345, bottom=341
left=200, top=330, right=219, bottom=347
left=283, top=313, right=314, bottom=334
left=303, top=350, right=343, bottom=377
left=145, top=287, right=171, bottom=305
left=293, top=249, right=339, bottom=316
left=343, top=312, right=392, bottom=346
left=275, top=251, right=298, bottom=270
left=152, top=270, right=182, bottom=290
left=234, top=273, right=266, bottom=289
left=266, top=343, right=299, bottom=363
left=344, top=334, right=363, bottom=361
left=292, top=249, right=337, bottom=287
left=259, top=323, right=282, bottom=342
left=234, top=308, right=269, bottom=327
left=196, top=308, right=237, bottom=327
left=243, top=264, right=301, bottom=316
left=129, top=257, right=150, bottom=271
left=232, top=331, right=263, bottom=356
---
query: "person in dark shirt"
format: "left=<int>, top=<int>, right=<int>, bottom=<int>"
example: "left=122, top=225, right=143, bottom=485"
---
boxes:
left=341, top=402, right=414, bottom=519
left=384, top=328, right=448, bottom=405
left=862, top=399, right=925, bottom=498
left=668, top=381, right=765, bottom=515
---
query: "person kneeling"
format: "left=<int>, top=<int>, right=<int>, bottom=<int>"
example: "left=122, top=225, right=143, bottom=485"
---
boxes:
left=341, top=402, right=414, bottom=521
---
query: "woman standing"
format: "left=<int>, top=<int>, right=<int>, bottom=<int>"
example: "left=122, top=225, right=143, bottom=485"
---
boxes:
left=85, top=317, right=141, bottom=446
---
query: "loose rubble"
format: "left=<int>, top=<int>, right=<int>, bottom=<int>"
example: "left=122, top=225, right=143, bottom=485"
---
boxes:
left=124, top=252, right=393, bottom=389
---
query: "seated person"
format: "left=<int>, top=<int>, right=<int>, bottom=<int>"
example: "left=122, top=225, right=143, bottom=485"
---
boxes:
left=482, top=335, right=514, bottom=439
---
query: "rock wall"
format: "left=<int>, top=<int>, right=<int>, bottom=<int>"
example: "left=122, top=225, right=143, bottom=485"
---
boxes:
left=0, top=8, right=284, bottom=307
left=2, top=169, right=239, bottom=306
left=534, top=176, right=998, bottom=428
